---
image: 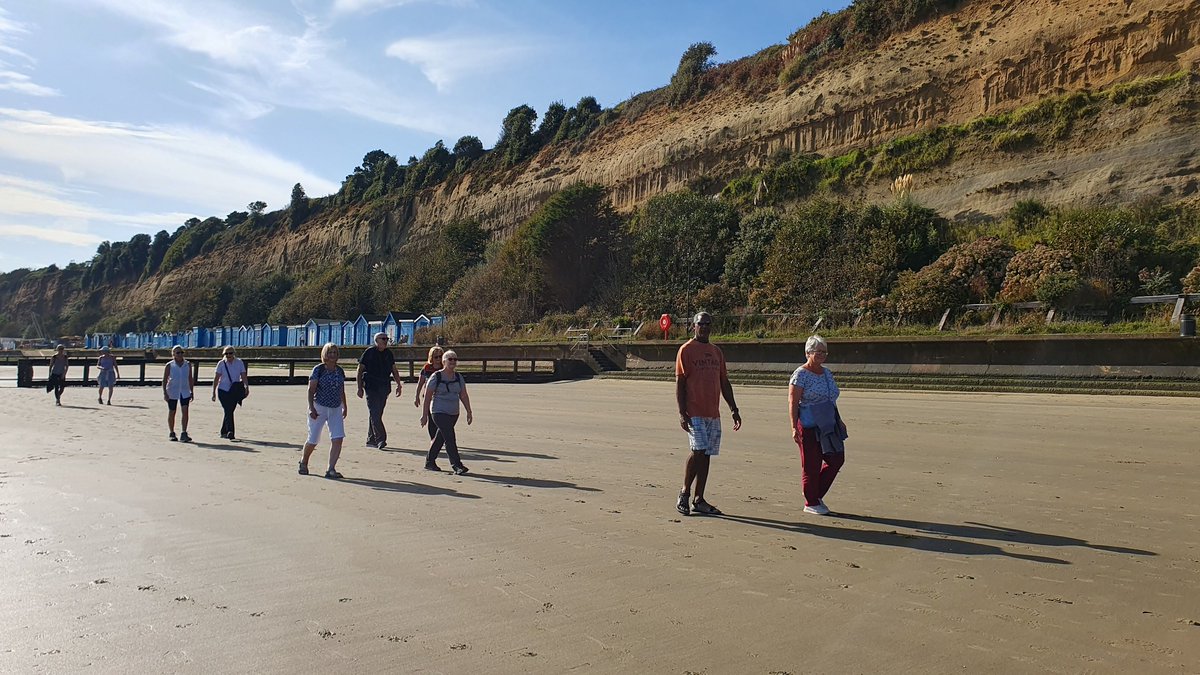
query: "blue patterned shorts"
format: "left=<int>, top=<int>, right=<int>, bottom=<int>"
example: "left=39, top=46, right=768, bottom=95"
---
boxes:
left=687, top=416, right=722, bottom=456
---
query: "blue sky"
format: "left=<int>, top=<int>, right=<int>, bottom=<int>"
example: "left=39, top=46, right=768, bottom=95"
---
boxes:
left=0, top=0, right=850, bottom=273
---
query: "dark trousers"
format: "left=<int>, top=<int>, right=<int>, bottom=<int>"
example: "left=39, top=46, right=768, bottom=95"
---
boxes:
left=797, top=426, right=845, bottom=506
left=48, top=373, right=66, bottom=401
left=426, top=413, right=461, bottom=467
left=426, top=414, right=439, bottom=440
left=365, top=388, right=389, bottom=444
left=218, top=388, right=239, bottom=437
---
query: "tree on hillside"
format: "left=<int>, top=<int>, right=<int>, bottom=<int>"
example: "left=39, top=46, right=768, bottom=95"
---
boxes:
left=143, top=229, right=171, bottom=278
left=496, top=104, right=538, bottom=168
left=247, top=201, right=267, bottom=217
left=627, top=190, right=739, bottom=313
left=290, top=183, right=309, bottom=225
left=669, top=42, right=717, bottom=107
left=452, top=135, right=485, bottom=173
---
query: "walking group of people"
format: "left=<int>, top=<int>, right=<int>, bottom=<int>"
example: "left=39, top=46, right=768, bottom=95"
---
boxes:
left=297, top=333, right=472, bottom=479
left=54, top=315, right=844, bottom=516
left=675, top=312, right=847, bottom=517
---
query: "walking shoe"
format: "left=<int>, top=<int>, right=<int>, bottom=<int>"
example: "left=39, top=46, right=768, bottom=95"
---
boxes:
left=424, top=463, right=443, bottom=472
left=179, top=432, right=192, bottom=443
left=365, top=441, right=376, bottom=448
left=452, top=465, right=469, bottom=476
left=324, top=469, right=343, bottom=480
left=692, top=499, right=722, bottom=516
left=676, top=490, right=691, bottom=516
left=377, top=441, right=387, bottom=450
left=298, top=462, right=309, bottom=475
left=169, top=431, right=178, bottom=442
left=98, top=395, right=103, bottom=404
left=803, top=503, right=831, bottom=516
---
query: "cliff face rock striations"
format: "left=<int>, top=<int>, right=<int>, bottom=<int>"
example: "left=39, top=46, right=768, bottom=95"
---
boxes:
left=4, top=0, right=1199, bottom=327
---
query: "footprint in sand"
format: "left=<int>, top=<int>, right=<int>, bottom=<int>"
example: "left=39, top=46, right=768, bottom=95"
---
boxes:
left=338, top=598, right=352, bottom=603
left=450, top=643, right=469, bottom=650
left=137, top=585, right=156, bottom=591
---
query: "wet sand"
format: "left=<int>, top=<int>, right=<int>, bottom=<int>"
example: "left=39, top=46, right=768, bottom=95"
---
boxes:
left=1, top=380, right=1197, bottom=673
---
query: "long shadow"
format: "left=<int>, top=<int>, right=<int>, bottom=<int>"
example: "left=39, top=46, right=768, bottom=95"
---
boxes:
left=187, top=440, right=259, bottom=453
left=106, top=403, right=148, bottom=409
left=379, top=446, right=559, bottom=463
left=716, top=512, right=1069, bottom=565
left=459, top=446, right=559, bottom=461
left=467, top=472, right=601, bottom=492
left=834, top=513, right=1155, bottom=557
left=242, top=439, right=300, bottom=449
left=338, top=476, right=480, bottom=498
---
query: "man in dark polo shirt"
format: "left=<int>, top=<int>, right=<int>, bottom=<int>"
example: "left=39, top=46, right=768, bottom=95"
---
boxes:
left=357, top=332, right=403, bottom=449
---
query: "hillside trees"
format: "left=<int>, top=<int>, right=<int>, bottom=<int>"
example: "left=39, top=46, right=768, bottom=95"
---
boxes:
left=752, top=199, right=948, bottom=314
left=449, top=184, right=624, bottom=321
left=627, top=190, right=739, bottom=313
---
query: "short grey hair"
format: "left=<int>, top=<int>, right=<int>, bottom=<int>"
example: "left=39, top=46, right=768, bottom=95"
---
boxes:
left=805, top=335, right=828, bottom=354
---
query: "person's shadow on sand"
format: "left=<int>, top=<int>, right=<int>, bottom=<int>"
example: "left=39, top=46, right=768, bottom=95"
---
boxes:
left=241, top=439, right=297, bottom=449
left=188, top=440, right=259, bottom=453
left=338, top=476, right=481, bottom=498
left=467, top=472, right=601, bottom=492
left=717, top=512, right=1070, bottom=565
left=379, top=446, right=558, bottom=463
left=832, top=513, right=1155, bottom=556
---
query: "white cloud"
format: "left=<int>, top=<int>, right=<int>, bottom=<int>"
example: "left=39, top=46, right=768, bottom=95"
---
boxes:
left=0, top=7, right=60, bottom=97
left=0, top=175, right=191, bottom=229
left=0, top=108, right=339, bottom=210
left=88, top=0, right=452, bottom=132
left=385, top=34, right=539, bottom=91
left=330, top=0, right=473, bottom=16
left=0, top=224, right=103, bottom=247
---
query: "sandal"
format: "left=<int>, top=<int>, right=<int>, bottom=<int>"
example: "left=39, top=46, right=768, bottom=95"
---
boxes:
left=676, top=490, right=691, bottom=516
left=298, top=462, right=309, bottom=475
left=692, top=499, right=722, bottom=516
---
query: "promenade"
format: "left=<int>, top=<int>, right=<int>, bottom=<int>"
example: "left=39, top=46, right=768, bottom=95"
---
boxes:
left=1, top=380, right=1196, bottom=673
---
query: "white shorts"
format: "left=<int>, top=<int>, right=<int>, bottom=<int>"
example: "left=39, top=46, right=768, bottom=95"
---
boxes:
left=687, top=416, right=722, bottom=456
left=307, top=404, right=345, bottom=445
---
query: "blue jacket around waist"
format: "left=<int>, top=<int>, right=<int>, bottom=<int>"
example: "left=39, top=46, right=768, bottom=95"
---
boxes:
left=806, top=400, right=847, bottom=455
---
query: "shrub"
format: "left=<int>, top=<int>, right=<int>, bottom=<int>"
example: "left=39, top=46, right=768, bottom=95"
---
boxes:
left=1182, top=264, right=1200, bottom=294
left=999, top=244, right=1075, bottom=303
left=991, top=130, right=1038, bottom=152
left=669, top=42, right=717, bottom=107
left=890, top=237, right=1014, bottom=319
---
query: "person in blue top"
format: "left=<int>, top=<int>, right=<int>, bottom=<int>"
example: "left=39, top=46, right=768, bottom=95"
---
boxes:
left=96, top=345, right=119, bottom=405
left=787, top=335, right=847, bottom=516
left=300, top=343, right=349, bottom=479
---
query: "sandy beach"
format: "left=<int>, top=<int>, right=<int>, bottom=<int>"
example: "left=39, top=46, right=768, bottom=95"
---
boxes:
left=1, top=379, right=1197, bottom=673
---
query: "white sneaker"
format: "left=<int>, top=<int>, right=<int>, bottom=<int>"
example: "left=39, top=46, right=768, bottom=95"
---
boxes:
left=803, top=503, right=831, bottom=516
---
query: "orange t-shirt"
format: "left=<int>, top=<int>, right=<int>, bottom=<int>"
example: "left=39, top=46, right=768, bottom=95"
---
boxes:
left=675, top=339, right=727, bottom=419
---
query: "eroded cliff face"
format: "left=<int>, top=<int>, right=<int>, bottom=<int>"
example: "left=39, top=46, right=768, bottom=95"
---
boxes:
left=6, top=0, right=1200, bottom=326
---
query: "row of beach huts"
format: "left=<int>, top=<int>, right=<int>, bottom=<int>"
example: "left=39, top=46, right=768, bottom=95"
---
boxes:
left=84, top=312, right=444, bottom=350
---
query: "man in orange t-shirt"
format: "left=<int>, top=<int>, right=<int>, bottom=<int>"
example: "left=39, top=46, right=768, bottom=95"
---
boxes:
left=675, top=311, right=742, bottom=516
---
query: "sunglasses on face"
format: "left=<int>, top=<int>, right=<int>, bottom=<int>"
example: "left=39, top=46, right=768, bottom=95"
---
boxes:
left=445, top=357, right=458, bottom=362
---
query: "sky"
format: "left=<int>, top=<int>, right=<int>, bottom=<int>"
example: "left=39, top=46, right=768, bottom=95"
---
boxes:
left=0, top=0, right=851, bottom=273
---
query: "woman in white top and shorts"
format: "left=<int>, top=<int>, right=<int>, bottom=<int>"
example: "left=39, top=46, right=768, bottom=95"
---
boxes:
left=162, top=345, right=195, bottom=442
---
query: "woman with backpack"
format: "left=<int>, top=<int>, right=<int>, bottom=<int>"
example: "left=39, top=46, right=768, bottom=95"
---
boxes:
left=413, top=345, right=444, bottom=441
left=420, top=349, right=473, bottom=475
